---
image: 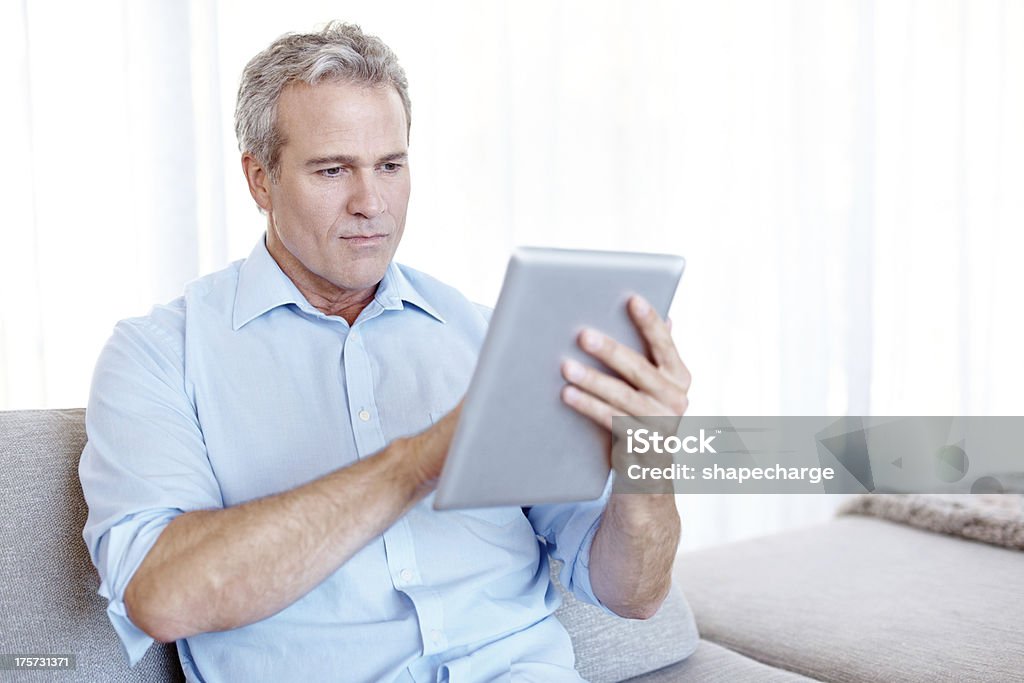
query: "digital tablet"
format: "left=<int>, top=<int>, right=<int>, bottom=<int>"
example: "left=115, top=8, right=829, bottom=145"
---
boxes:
left=433, top=247, right=686, bottom=510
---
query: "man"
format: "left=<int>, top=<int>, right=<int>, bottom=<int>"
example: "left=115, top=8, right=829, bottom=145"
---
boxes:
left=80, top=22, right=688, bottom=683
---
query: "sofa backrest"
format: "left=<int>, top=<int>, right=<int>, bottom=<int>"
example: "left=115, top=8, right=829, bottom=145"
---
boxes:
left=0, top=409, right=698, bottom=682
left=0, top=409, right=184, bottom=682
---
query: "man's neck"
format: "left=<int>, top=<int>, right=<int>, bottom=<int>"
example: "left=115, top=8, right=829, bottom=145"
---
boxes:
left=265, top=235, right=377, bottom=326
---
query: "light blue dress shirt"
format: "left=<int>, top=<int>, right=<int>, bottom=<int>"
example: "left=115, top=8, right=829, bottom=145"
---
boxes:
left=80, top=236, right=612, bottom=683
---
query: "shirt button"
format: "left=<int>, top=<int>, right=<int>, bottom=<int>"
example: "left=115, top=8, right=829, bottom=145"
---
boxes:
left=358, top=409, right=371, bottom=422
left=430, top=630, right=443, bottom=645
left=399, top=568, right=413, bottom=583
left=349, top=330, right=358, bottom=341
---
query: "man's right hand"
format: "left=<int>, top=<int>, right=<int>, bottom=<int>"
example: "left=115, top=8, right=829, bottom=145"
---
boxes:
left=407, top=401, right=463, bottom=491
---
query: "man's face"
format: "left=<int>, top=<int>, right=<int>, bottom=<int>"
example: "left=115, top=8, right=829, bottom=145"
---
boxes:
left=260, top=80, right=410, bottom=294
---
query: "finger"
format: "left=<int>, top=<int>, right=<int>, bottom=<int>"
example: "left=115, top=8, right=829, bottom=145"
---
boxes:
left=662, top=316, right=692, bottom=389
left=578, top=327, right=677, bottom=398
left=561, top=359, right=665, bottom=416
left=561, top=384, right=616, bottom=431
left=629, top=296, right=687, bottom=379
left=678, top=357, right=691, bottom=392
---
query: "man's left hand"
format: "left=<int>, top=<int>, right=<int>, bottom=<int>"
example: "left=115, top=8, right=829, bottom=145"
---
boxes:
left=560, top=295, right=690, bottom=430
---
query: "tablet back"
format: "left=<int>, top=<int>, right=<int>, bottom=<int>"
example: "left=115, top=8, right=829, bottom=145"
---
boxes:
left=433, top=247, right=685, bottom=509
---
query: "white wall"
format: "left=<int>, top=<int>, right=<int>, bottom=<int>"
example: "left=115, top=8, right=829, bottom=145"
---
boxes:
left=3, top=0, right=1022, bottom=550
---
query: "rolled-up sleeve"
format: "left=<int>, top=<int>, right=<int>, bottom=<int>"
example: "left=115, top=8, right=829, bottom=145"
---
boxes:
left=527, top=478, right=615, bottom=615
left=79, top=309, right=223, bottom=665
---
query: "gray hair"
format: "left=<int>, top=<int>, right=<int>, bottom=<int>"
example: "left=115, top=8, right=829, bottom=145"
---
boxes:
left=234, top=22, right=411, bottom=180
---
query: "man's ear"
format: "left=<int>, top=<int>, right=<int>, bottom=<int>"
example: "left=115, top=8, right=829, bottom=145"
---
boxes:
left=241, top=153, right=273, bottom=212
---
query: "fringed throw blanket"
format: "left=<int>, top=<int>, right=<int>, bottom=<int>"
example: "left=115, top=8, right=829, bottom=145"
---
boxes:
left=838, top=494, right=1024, bottom=551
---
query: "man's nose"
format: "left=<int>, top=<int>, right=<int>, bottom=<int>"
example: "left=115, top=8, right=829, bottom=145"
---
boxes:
left=347, top=171, right=386, bottom=218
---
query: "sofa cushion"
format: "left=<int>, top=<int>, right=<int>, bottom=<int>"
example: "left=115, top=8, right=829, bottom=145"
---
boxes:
left=625, top=639, right=819, bottom=682
left=554, top=564, right=700, bottom=683
left=0, top=409, right=183, bottom=682
left=676, top=515, right=1024, bottom=682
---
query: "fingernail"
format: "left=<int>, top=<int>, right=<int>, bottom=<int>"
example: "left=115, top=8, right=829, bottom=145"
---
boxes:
left=563, top=359, right=585, bottom=382
left=562, top=385, right=581, bottom=404
left=581, top=329, right=603, bottom=351
left=632, top=296, right=651, bottom=317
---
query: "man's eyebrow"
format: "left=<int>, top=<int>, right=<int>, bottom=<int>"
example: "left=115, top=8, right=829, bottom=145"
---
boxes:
left=304, top=152, right=408, bottom=167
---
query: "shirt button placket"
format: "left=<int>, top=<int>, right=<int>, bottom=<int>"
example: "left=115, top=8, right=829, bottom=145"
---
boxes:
left=343, top=327, right=382, bottom=458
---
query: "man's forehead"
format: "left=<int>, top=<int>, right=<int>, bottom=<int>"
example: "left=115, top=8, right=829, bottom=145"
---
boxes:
left=275, top=80, right=408, bottom=158
left=278, top=80, right=404, bottom=126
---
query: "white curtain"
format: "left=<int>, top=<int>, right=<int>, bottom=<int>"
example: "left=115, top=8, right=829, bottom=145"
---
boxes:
left=3, top=0, right=1022, bottom=550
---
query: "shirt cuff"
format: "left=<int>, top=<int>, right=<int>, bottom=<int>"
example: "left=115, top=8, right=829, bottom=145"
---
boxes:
left=563, top=512, right=618, bottom=617
left=93, top=509, right=181, bottom=666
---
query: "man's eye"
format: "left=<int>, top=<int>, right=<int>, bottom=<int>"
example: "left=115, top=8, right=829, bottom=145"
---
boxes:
left=381, top=163, right=402, bottom=173
left=321, top=167, right=342, bottom=177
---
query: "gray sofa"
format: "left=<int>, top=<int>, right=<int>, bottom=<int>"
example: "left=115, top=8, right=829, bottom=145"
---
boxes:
left=1, top=409, right=1021, bottom=682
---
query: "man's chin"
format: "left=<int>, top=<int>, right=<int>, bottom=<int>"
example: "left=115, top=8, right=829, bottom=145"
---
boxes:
left=323, top=241, right=398, bottom=292
left=327, top=263, right=390, bottom=294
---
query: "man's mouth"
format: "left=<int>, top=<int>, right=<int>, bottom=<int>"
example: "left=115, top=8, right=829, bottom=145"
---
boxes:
left=341, top=234, right=388, bottom=245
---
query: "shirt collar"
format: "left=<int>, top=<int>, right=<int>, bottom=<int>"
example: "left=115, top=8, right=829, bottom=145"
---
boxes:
left=232, top=235, right=445, bottom=330
left=374, top=260, right=446, bottom=324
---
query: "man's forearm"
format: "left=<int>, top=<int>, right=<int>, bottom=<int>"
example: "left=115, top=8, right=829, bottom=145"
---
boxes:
left=124, top=423, right=448, bottom=643
left=588, top=493, right=680, bottom=619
